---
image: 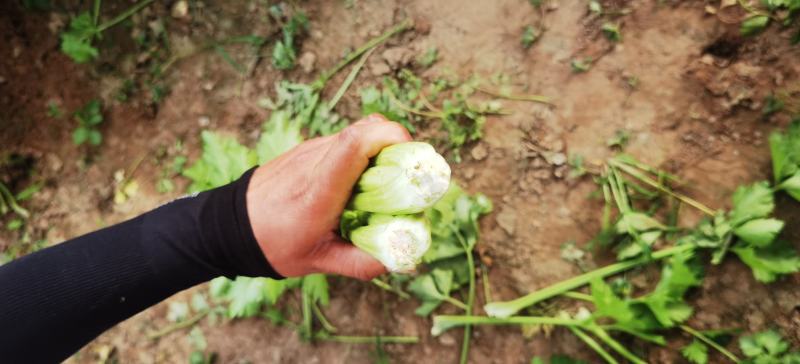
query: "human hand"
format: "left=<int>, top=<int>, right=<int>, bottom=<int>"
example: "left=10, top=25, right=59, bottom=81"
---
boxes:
left=245, top=115, right=412, bottom=280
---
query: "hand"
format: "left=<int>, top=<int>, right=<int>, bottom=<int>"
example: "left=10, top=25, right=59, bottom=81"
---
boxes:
left=245, top=115, right=412, bottom=280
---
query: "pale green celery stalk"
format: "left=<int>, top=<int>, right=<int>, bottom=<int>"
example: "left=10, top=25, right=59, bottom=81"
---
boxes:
left=431, top=316, right=584, bottom=336
left=569, top=326, right=619, bottom=364
left=680, top=325, right=741, bottom=363
left=483, top=244, right=696, bottom=318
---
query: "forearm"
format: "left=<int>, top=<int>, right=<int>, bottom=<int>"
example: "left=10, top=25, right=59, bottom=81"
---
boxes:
left=0, top=168, right=279, bottom=362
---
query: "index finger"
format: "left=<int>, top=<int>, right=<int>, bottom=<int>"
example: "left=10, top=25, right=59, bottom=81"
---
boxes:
left=320, top=114, right=412, bottom=188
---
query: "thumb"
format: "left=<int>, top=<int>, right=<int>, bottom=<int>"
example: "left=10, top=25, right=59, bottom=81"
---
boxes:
left=313, top=235, right=387, bottom=280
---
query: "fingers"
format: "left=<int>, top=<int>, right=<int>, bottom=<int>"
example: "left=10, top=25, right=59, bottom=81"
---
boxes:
left=313, top=237, right=388, bottom=280
left=320, top=114, right=412, bottom=190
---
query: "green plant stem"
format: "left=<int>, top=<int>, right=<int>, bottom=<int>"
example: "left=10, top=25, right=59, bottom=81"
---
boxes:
left=147, top=310, right=209, bottom=339
left=328, top=46, right=375, bottom=110
left=0, top=182, right=29, bottom=219
left=609, top=159, right=716, bottom=216
left=481, top=264, right=493, bottom=303
left=569, top=326, right=619, bottom=364
left=314, top=19, right=413, bottom=89
left=680, top=325, right=741, bottom=363
left=301, top=288, right=312, bottom=340
left=476, top=87, right=553, bottom=105
left=315, top=334, right=419, bottom=344
left=93, top=0, right=102, bottom=26
left=96, top=0, right=155, bottom=33
left=483, top=244, right=695, bottom=317
left=370, top=278, right=410, bottom=300
left=445, top=296, right=469, bottom=311
left=432, top=315, right=584, bottom=335
left=562, top=291, right=593, bottom=302
left=588, top=325, right=647, bottom=364
left=0, top=190, right=9, bottom=215
left=312, top=302, right=337, bottom=333
left=453, top=227, right=476, bottom=364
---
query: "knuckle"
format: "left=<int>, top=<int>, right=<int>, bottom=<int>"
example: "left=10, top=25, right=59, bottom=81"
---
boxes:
left=337, top=125, right=362, bottom=151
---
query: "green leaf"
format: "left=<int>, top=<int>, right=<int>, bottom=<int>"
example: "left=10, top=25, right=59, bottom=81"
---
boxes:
left=72, top=127, right=89, bottom=145
left=408, top=269, right=456, bottom=316
left=739, top=329, right=790, bottom=358
left=360, top=86, right=414, bottom=133
left=74, top=99, right=103, bottom=126
left=417, top=47, right=438, bottom=67
left=166, top=301, right=190, bottom=322
left=601, top=22, right=621, bottom=42
left=521, top=26, right=539, bottom=48
left=732, top=242, right=800, bottom=283
left=778, top=172, right=800, bottom=201
left=730, top=181, right=775, bottom=226
left=733, top=218, right=784, bottom=247
left=88, top=129, right=102, bottom=145
left=255, top=110, right=303, bottom=163
left=681, top=340, right=709, bottom=364
left=769, top=121, right=800, bottom=183
left=182, top=131, right=258, bottom=193
left=60, top=13, right=99, bottom=63
left=740, top=15, right=770, bottom=36
left=6, top=219, right=23, bottom=231
left=571, top=58, right=592, bottom=73
left=640, top=252, right=702, bottom=327
left=616, top=212, right=665, bottom=233
left=302, top=273, right=329, bottom=306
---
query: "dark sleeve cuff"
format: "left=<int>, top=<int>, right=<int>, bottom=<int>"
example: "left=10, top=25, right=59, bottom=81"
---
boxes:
left=200, top=167, right=284, bottom=279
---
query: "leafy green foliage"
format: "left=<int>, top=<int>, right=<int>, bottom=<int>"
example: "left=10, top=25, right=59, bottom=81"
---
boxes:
left=601, top=23, right=621, bottom=42
left=681, top=339, right=709, bottom=364
left=255, top=110, right=303, bottom=164
left=407, top=269, right=457, bottom=315
left=521, top=26, right=539, bottom=48
left=182, top=131, right=257, bottom=193
left=417, top=47, right=439, bottom=68
left=770, top=121, right=800, bottom=201
left=531, top=355, right=588, bottom=364
left=209, top=276, right=301, bottom=318
left=61, top=13, right=99, bottom=63
left=741, top=15, right=770, bottom=36
left=266, top=81, right=346, bottom=137
left=571, top=58, right=592, bottom=73
left=272, top=12, right=309, bottom=70
left=360, top=86, right=415, bottom=133
left=739, top=329, right=800, bottom=364
left=72, top=99, right=103, bottom=146
left=407, top=183, right=492, bottom=315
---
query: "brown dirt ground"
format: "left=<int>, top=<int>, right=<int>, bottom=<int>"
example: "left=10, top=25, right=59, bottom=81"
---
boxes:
left=2, top=0, right=799, bottom=363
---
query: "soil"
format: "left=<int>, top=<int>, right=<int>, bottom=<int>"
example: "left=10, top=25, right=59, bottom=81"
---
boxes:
left=2, top=0, right=799, bottom=363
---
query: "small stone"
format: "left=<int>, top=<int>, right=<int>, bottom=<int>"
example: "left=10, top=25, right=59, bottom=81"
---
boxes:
left=700, top=54, right=715, bottom=66
left=470, top=144, right=488, bottom=161
left=544, top=152, right=567, bottom=166
left=531, top=169, right=551, bottom=179
left=298, top=52, right=316, bottom=74
left=438, top=333, right=457, bottom=346
left=369, top=61, right=391, bottom=77
left=496, top=207, right=517, bottom=236
left=171, top=0, right=189, bottom=19
left=202, top=81, right=214, bottom=91
left=553, top=165, right=567, bottom=179
left=198, top=116, right=210, bottom=127
left=463, top=167, right=475, bottom=180
left=382, top=47, right=414, bottom=70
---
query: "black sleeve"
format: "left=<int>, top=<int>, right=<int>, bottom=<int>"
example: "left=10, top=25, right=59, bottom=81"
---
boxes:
left=0, top=167, right=281, bottom=363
